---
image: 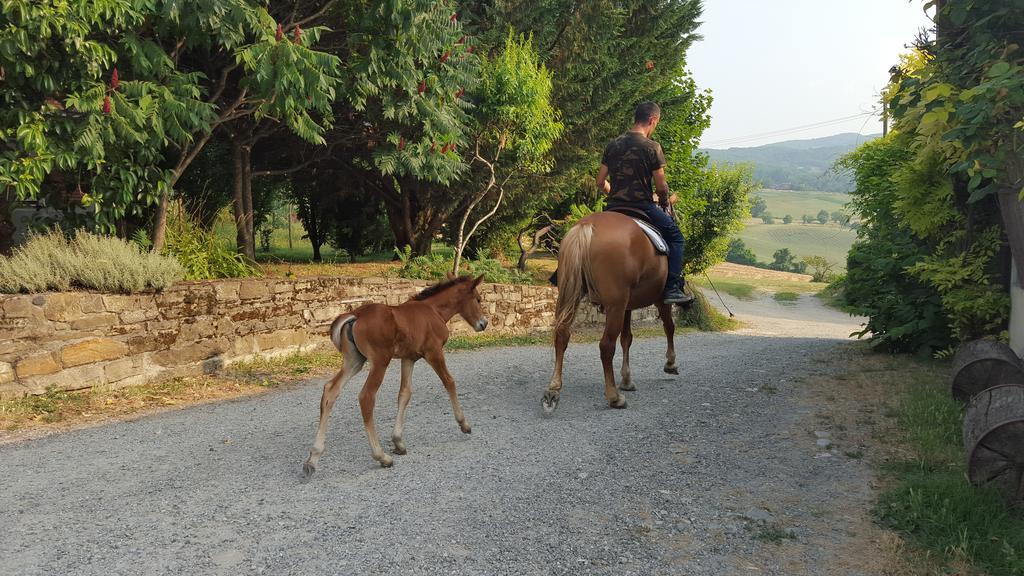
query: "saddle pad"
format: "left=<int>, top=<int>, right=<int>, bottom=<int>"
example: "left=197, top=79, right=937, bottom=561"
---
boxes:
left=632, top=218, right=668, bottom=255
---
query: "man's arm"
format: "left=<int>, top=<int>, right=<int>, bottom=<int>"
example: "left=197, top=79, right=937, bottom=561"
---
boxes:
left=653, top=168, right=676, bottom=206
left=596, top=164, right=611, bottom=195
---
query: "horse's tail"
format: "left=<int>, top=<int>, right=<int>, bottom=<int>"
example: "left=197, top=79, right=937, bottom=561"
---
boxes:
left=329, top=314, right=363, bottom=361
left=555, top=221, right=596, bottom=330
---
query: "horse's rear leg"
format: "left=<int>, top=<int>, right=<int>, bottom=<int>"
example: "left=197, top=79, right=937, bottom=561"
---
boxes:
left=542, top=321, right=572, bottom=414
left=391, top=358, right=415, bottom=455
left=657, top=303, right=679, bottom=375
left=425, top=350, right=471, bottom=434
left=619, top=310, right=635, bottom=391
left=358, top=361, right=394, bottom=467
left=600, top=304, right=628, bottom=409
left=303, top=351, right=365, bottom=478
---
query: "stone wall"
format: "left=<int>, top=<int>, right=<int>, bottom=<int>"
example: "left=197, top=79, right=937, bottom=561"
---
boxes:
left=0, top=277, right=659, bottom=398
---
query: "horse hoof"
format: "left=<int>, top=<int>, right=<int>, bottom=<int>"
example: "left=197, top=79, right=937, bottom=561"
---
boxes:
left=379, top=455, right=394, bottom=468
left=302, top=461, right=316, bottom=479
left=610, top=396, right=628, bottom=409
left=460, top=423, right=472, bottom=434
left=664, top=366, right=679, bottom=375
left=542, top=390, right=560, bottom=414
left=393, top=443, right=407, bottom=455
left=619, top=382, right=636, bottom=391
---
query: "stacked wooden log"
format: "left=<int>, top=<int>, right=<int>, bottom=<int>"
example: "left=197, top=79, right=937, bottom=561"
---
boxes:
left=952, top=340, right=1024, bottom=508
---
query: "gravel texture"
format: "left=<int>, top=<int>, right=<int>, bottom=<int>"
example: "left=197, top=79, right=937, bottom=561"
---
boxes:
left=0, top=295, right=881, bottom=575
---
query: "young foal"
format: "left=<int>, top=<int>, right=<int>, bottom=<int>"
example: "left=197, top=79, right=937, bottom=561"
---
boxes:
left=303, top=275, right=488, bottom=477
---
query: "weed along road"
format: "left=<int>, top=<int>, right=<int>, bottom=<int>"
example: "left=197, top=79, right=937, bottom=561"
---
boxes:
left=0, top=295, right=883, bottom=575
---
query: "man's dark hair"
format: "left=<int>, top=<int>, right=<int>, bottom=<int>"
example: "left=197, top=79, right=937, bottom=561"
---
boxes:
left=634, top=101, right=661, bottom=124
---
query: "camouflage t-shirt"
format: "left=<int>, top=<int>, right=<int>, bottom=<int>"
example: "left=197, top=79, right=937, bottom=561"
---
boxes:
left=601, top=132, right=667, bottom=204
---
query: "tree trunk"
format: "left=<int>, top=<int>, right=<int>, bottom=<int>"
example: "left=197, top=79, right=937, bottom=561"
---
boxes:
left=241, top=145, right=255, bottom=260
left=231, top=141, right=254, bottom=257
left=0, top=191, right=17, bottom=255
left=152, top=190, right=170, bottom=251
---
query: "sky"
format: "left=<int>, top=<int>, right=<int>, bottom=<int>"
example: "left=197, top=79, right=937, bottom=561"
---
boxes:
left=687, top=0, right=934, bottom=149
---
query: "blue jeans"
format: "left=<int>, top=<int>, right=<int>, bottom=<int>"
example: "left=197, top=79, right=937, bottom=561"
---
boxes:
left=610, top=201, right=685, bottom=290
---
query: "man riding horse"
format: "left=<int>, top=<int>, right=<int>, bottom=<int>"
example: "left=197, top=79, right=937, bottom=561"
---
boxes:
left=598, top=101, right=693, bottom=305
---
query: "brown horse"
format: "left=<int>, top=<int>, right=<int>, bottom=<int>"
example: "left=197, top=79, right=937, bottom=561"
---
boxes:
left=543, top=212, right=679, bottom=413
left=303, top=275, right=488, bottom=477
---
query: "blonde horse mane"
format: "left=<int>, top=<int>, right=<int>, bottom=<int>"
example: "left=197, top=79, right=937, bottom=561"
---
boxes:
left=554, top=221, right=596, bottom=330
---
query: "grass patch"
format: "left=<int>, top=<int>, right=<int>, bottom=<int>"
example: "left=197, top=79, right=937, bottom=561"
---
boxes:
left=679, top=288, right=741, bottom=332
left=228, top=351, right=342, bottom=380
left=875, top=375, right=1024, bottom=575
left=705, top=280, right=755, bottom=300
left=0, top=377, right=275, bottom=434
left=773, top=291, right=800, bottom=303
left=753, top=523, right=797, bottom=544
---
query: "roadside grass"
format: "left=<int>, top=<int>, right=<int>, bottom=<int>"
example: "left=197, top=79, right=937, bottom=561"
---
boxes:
left=752, top=523, right=797, bottom=544
left=773, top=291, right=800, bottom=303
left=702, top=279, right=755, bottom=300
left=0, top=377, right=275, bottom=435
left=874, top=369, right=1024, bottom=575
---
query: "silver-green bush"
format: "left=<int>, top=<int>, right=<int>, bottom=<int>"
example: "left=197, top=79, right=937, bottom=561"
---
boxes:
left=0, top=230, right=183, bottom=294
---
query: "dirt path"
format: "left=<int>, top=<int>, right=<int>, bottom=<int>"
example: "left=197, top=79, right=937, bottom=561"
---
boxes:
left=0, top=295, right=896, bottom=576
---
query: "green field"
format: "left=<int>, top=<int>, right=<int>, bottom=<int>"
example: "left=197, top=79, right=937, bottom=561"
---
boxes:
left=756, top=189, right=851, bottom=220
left=738, top=189, right=857, bottom=270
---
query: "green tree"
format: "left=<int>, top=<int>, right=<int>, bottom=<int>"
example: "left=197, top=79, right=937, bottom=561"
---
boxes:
left=0, top=1, right=342, bottom=252
left=676, top=163, right=756, bottom=275
left=749, top=195, right=768, bottom=218
left=802, top=214, right=812, bottom=224
left=783, top=214, right=793, bottom=224
left=761, top=212, right=774, bottom=224
left=450, top=32, right=562, bottom=272
left=802, top=255, right=835, bottom=283
left=726, top=238, right=759, bottom=267
left=816, top=209, right=829, bottom=224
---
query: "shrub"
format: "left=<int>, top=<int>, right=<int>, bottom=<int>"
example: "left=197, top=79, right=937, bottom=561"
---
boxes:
left=163, top=205, right=258, bottom=280
left=0, top=230, right=183, bottom=293
left=678, top=287, right=735, bottom=331
left=393, top=247, right=536, bottom=285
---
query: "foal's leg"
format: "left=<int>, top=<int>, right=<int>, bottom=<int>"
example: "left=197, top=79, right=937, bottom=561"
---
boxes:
left=657, top=303, right=679, bottom=375
left=391, top=358, right=415, bottom=455
left=542, top=320, right=572, bottom=413
left=358, top=360, right=394, bottom=467
left=303, top=352, right=365, bottom=477
left=619, top=309, right=635, bottom=391
left=424, top=350, right=471, bottom=434
left=600, top=304, right=628, bottom=408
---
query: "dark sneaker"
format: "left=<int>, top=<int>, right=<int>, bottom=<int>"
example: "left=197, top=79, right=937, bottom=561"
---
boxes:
left=662, top=286, right=694, bottom=305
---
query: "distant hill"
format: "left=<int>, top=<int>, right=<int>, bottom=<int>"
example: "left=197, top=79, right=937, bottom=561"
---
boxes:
left=700, top=132, right=880, bottom=192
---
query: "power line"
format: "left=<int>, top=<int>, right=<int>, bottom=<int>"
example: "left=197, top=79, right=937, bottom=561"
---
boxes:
left=701, top=112, right=877, bottom=148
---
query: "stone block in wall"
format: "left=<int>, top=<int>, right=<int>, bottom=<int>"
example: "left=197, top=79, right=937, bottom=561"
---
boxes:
left=22, top=364, right=105, bottom=394
left=214, top=281, right=240, bottom=301
left=15, top=352, right=61, bottom=378
left=3, top=296, right=41, bottom=319
left=1, top=361, right=15, bottom=386
left=238, top=280, right=270, bottom=300
left=42, top=294, right=85, bottom=322
left=103, top=357, right=145, bottom=384
left=70, top=312, right=119, bottom=331
left=151, top=338, right=230, bottom=367
left=255, top=329, right=310, bottom=353
left=60, top=338, right=129, bottom=367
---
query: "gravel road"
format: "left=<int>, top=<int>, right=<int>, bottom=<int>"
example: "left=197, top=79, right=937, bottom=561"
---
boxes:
left=1, top=295, right=882, bottom=575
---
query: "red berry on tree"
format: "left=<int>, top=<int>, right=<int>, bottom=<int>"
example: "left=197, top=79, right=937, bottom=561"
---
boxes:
left=456, top=36, right=466, bottom=45
left=440, top=51, right=450, bottom=64
left=111, top=68, right=119, bottom=90
left=398, top=136, right=406, bottom=150
left=102, top=95, right=111, bottom=115
left=294, top=25, right=302, bottom=43
left=450, top=12, right=457, bottom=22
left=466, top=45, right=474, bottom=54
left=455, top=87, right=464, bottom=98
left=430, top=142, right=437, bottom=153
left=276, top=23, right=283, bottom=41
left=418, top=80, right=427, bottom=94
left=645, top=60, right=654, bottom=70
